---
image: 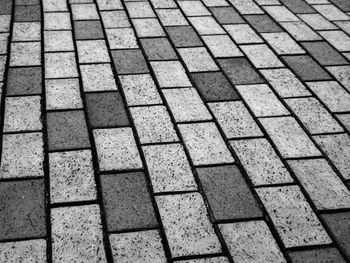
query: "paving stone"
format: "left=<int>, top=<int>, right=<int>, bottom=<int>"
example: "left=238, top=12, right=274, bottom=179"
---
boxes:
left=327, top=66, right=350, bottom=92
left=140, top=38, right=177, bottom=60
left=166, top=26, right=202, bottom=47
left=106, top=28, right=138, bottom=49
left=337, top=114, right=350, bottom=131
left=210, top=7, right=244, bottom=24
left=231, top=139, right=293, bottom=186
left=47, top=111, right=90, bottom=151
left=44, top=12, right=71, bottom=30
left=281, top=22, right=321, bottom=41
left=255, top=0, right=280, bottom=4
left=285, top=97, right=343, bottom=134
left=197, top=165, right=261, bottom=220
left=228, top=0, right=262, bottom=14
left=43, top=0, right=67, bottom=11
left=77, top=40, right=110, bottom=63
left=133, top=18, right=165, bottom=37
left=101, top=172, right=157, bottom=231
left=10, top=42, right=41, bottom=66
left=130, top=105, right=178, bottom=144
left=219, top=221, right=286, bottom=263
left=263, top=6, right=299, bottom=22
left=0, top=239, right=46, bottom=263
left=0, top=0, right=12, bottom=15
left=71, top=4, right=99, bottom=20
left=307, top=81, right=350, bottom=112
left=45, top=52, right=78, bottom=78
left=321, top=212, right=350, bottom=259
left=189, top=16, right=225, bottom=35
left=280, top=0, right=315, bottom=13
left=51, top=205, right=106, bottom=262
left=44, top=31, right=74, bottom=52
left=13, top=22, right=40, bottom=41
left=80, top=63, right=117, bottom=92
left=0, top=33, right=8, bottom=54
left=180, top=258, right=229, bottom=263
left=331, top=0, right=350, bottom=11
left=224, top=24, right=263, bottom=44
left=335, top=21, right=350, bottom=34
left=119, top=74, right=162, bottom=106
left=245, top=14, right=282, bottom=33
left=4, top=96, right=42, bottom=132
left=257, top=186, right=331, bottom=247
left=0, top=133, right=44, bottom=178
left=151, top=61, right=191, bottom=87
left=0, top=15, right=11, bottom=32
left=126, top=2, right=155, bottom=18
left=156, top=9, right=188, bottom=26
left=288, top=247, right=346, bottom=263
left=46, top=78, right=82, bottom=110
left=14, top=5, right=41, bottom=22
left=96, top=0, right=123, bottom=10
left=282, top=55, right=331, bottom=81
left=49, top=150, right=96, bottom=204
left=179, top=122, right=234, bottom=165
left=74, top=20, right=104, bottom=40
left=0, top=55, right=5, bottom=81
left=209, top=101, right=262, bottom=138
left=313, top=4, right=348, bottom=21
left=93, top=128, right=143, bottom=171
left=262, top=33, right=304, bottom=55
left=302, top=41, right=347, bottom=66
left=178, top=1, right=210, bottom=16
left=298, top=13, right=338, bottom=30
left=202, top=0, right=229, bottom=6
left=240, top=44, right=284, bottom=69
left=202, top=35, right=242, bottom=57
left=237, top=84, right=289, bottom=117
left=156, top=193, right=221, bottom=257
left=0, top=179, right=45, bottom=240
left=191, top=72, right=239, bottom=101
left=217, top=58, right=264, bottom=85
left=7, top=67, right=42, bottom=95
left=101, top=10, right=130, bottom=28
left=151, top=0, right=177, bottom=8
left=143, top=143, right=196, bottom=193
left=110, top=230, right=166, bottom=263
left=260, top=117, right=321, bottom=158
left=288, top=159, right=350, bottom=210
left=178, top=47, right=218, bottom=72
left=314, top=133, right=350, bottom=179
left=112, top=49, right=149, bottom=74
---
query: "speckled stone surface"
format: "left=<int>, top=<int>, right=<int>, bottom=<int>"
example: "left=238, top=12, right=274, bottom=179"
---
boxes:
left=80, top=63, right=117, bottom=92
left=109, top=230, right=166, bottom=263
left=151, top=60, right=191, bottom=87
left=51, top=205, right=106, bottom=262
left=257, top=186, right=331, bottom=248
left=220, top=221, right=286, bottom=263
left=45, top=52, right=78, bottom=78
left=112, top=49, right=149, bottom=74
left=10, top=42, right=41, bottom=66
left=156, top=193, right=221, bottom=257
left=180, top=257, right=229, bottom=263
left=0, top=239, right=46, bottom=263
left=100, top=172, right=158, bottom=231
left=7, top=66, right=42, bottom=95
left=288, top=247, right=346, bottom=263
left=178, top=47, right=218, bottom=72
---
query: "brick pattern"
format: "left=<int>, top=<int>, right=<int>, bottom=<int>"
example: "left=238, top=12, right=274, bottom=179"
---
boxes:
left=0, top=0, right=350, bottom=262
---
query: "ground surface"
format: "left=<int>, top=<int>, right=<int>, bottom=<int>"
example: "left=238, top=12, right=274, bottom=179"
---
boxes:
left=0, top=0, right=350, bottom=262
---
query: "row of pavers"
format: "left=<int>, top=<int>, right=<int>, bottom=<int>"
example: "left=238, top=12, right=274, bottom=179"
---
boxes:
left=0, top=0, right=350, bottom=262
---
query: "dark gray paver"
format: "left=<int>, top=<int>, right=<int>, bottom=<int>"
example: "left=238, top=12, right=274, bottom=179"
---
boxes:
left=210, top=7, right=244, bottom=24
left=7, top=67, right=42, bottom=95
left=165, top=26, right=202, bottom=47
left=288, top=247, right=346, bottom=263
left=112, top=49, right=149, bottom=74
left=74, top=20, right=104, bottom=40
left=191, top=72, right=239, bottom=101
left=100, top=172, right=158, bottom=232
left=218, top=58, right=264, bottom=85
left=301, top=41, right=347, bottom=66
left=140, top=38, right=177, bottom=61
left=0, top=0, right=12, bottom=14
left=14, top=5, right=41, bottom=22
left=330, top=0, right=350, bottom=11
left=280, top=0, right=316, bottom=14
left=0, top=179, right=45, bottom=240
left=321, top=212, right=350, bottom=259
left=197, top=165, right=262, bottom=221
left=282, top=55, right=331, bottom=81
left=47, top=111, right=90, bottom=151
left=15, top=0, right=40, bottom=5
left=244, top=15, right=283, bottom=33
left=85, top=92, right=129, bottom=128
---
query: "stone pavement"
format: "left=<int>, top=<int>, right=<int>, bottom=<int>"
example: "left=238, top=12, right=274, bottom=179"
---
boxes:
left=0, top=0, right=350, bottom=262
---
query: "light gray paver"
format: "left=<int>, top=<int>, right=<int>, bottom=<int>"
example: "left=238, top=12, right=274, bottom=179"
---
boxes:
left=76, top=40, right=110, bottom=63
left=318, top=31, right=350, bottom=52
left=288, top=159, right=350, bottom=210
left=106, top=28, right=138, bottom=49
left=44, top=12, right=71, bottom=30
left=133, top=18, right=165, bottom=37
left=151, top=61, right=191, bottom=88
left=178, top=47, right=219, bottom=72
left=0, top=239, right=46, bottom=263
left=240, top=44, right=283, bottom=68
left=313, top=4, right=349, bottom=21
left=156, top=9, right=188, bottom=26
left=189, top=16, right=225, bottom=35
left=71, top=4, right=99, bottom=20
left=179, top=122, right=234, bottom=165
left=45, top=52, right=78, bottom=78
left=257, top=186, right=332, bottom=247
left=262, top=32, right=304, bottom=54
left=281, top=22, right=321, bottom=41
left=156, top=193, right=221, bottom=257
left=298, top=13, right=337, bottom=30
left=178, top=1, right=211, bottom=16
left=43, top=0, right=67, bottom=11
left=13, top=22, right=40, bottom=41
left=126, top=2, right=155, bottom=18
left=220, top=221, right=286, bottom=263
left=10, top=42, right=41, bottom=66
left=101, top=11, right=130, bottom=28
left=224, top=24, right=263, bottom=44
left=264, top=6, right=299, bottom=22
left=230, top=0, right=264, bottom=14
left=80, top=63, right=117, bottom=92
left=44, top=31, right=74, bottom=52
left=202, top=35, right=242, bottom=57
left=327, top=66, right=350, bottom=92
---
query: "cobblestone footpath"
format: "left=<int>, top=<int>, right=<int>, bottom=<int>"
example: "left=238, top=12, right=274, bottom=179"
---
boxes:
left=0, top=0, right=350, bottom=262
